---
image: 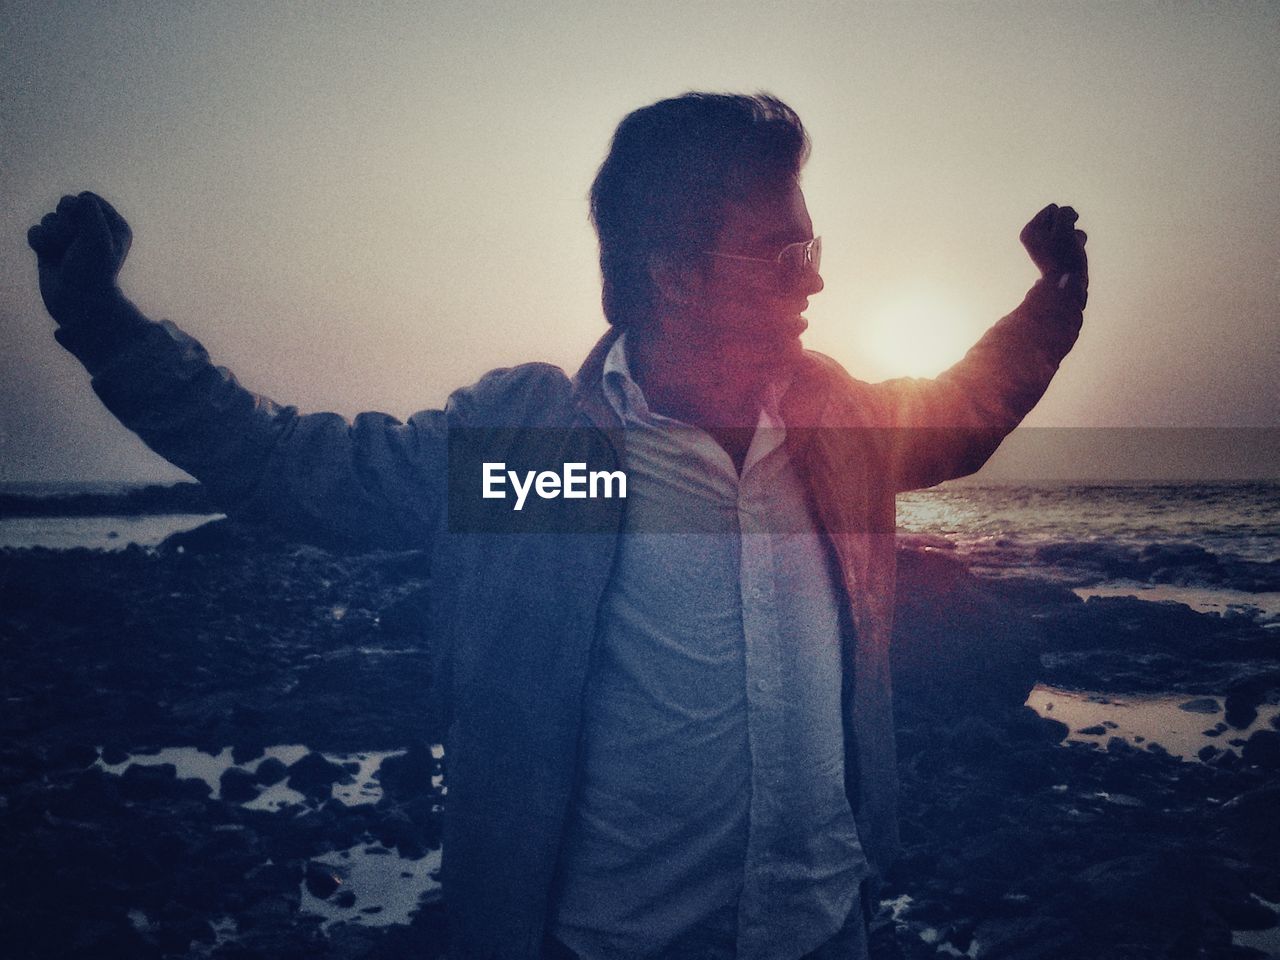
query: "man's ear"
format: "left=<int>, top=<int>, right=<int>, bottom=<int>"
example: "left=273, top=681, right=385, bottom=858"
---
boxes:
left=648, top=254, right=703, bottom=305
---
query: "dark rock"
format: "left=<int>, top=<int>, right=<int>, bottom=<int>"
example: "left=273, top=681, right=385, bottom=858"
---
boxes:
left=1029, top=539, right=1280, bottom=594
left=158, top=517, right=289, bottom=556
left=0, top=746, right=45, bottom=783
left=253, top=808, right=339, bottom=861
left=66, top=918, right=162, bottom=958
left=1216, top=785, right=1280, bottom=854
left=370, top=809, right=426, bottom=858
left=1225, top=696, right=1259, bottom=730
left=304, top=861, right=342, bottom=899
left=972, top=916, right=1076, bottom=960
left=1037, top=717, right=1070, bottom=744
left=61, top=768, right=123, bottom=814
left=245, top=858, right=303, bottom=890
left=99, top=742, right=131, bottom=768
left=1212, top=750, right=1241, bottom=771
left=174, top=775, right=214, bottom=800
left=326, top=921, right=384, bottom=957
left=333, top=889, right=357, bottom=909
left=239, top=892, right=301, bottom=931
left=401, top=795, right=444, bottom=850
left=377, top=587, right=433, bottom=643
left=1210, top=895, right=1278, bottom=931
left=232, top=743, right=266, bottom=765
left=286, top=752, right=347, bottom=800
left=1077, top=725, right=1108, bottom=736
left=1224, top=675, right=1275, bottom=729
left=378, top=902, right=450, bottom=960
left=1242, top=730, right=1280, bottom=770
left=43, top=742, right=99, bottom=769
left=190, top=826, right=264, bottom=885
left=118, top=762, right=179, bottom=801
left=30, top=515, right=1280, bottom=957
left=1006, top=707, right=1069, bottom=745
left=154, top=906, right=215, bottom=955
left=220, top=767, right=261, bottom=803
left=1052, top=852, right=1216, bottom=953
left=230, top=703, right=269, bottom=730
left=1179, top=697, right=1221, bottom=714
left=171, top=866, right=231, bottom=913
left=947, top=715, right=1009, bottom=761
left=891, top=546, right=1045, bottom=722
left=1254, top=872, right=1280, bottom=903
left=254, top=757, right=288, bottom=785
left=377, top=743, right=437, bottom=801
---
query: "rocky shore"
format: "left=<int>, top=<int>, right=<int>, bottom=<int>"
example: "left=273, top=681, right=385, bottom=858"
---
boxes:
left=2, top=522, right=1277, bottom=958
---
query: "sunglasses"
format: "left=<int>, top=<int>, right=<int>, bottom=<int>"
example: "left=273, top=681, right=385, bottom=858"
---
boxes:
left=703, top=236, right=822, bottom=293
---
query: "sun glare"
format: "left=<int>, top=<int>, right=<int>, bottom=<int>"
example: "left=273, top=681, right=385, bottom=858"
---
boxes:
left=859, top=290, right=977, bottom=379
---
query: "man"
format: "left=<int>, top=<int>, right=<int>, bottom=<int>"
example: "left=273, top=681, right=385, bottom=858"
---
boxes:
left=28, top=93, right=1087, bottom=960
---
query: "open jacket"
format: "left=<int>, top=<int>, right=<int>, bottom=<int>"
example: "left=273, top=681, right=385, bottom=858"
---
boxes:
left=57, top=278, right=1082, bottom=959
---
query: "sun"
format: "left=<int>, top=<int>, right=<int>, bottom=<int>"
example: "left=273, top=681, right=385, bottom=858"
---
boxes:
left=857, top=289, right=979, bottom=379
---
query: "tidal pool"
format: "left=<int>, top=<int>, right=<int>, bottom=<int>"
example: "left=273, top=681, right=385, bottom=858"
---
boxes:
left=1026, top=684, right=1280, bottom=761
left=97, top=743, right=444, bottom=930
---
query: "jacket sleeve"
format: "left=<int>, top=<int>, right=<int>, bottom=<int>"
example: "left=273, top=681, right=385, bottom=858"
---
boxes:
left=861, top=278, right=1084, bottom=492
left=53, top=296, right=451, bottom=550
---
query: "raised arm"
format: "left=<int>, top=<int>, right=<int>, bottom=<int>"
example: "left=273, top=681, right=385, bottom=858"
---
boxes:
left=28, top=192, right=451, bottom=550
left=863, top=204, right=1089, bottom=491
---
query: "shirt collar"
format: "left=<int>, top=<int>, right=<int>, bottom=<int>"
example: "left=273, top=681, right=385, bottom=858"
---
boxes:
left=602, top=332, right=650, bottom=423
left=602, top=332, right=790, bottom=433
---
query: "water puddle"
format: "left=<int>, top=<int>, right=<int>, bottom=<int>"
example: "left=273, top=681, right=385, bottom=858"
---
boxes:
left=0, top=513, right=224, bottom=551
left=96, top=744, right=408, bottom=808
left=299, top=842, right=442, bottom=930
left=881, top=893, right=980, bottom=958
left=1027, top=684, right=1280, bottom=760
left=1072, top=582, right=1280, bottom=620
left=1232, top=896, right=1280, bottom=957
left=98, top=743, right=445, bottom=935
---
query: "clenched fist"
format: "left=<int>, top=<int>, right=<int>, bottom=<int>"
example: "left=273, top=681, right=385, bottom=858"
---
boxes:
left=27, top=192, right=133, bottom=328
left=1020, top=203, right=1088, bottom=308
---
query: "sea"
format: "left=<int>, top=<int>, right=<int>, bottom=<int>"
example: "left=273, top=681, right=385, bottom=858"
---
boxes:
left=896, top=479, right=1280, bottom=620
left=2, top=479, right=1277, bottom=618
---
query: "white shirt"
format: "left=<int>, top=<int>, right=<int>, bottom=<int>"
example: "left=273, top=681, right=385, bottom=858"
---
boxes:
left=550, top=335, right=869, bottom=960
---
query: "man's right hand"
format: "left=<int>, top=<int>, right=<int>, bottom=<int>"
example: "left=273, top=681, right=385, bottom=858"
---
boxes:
left=27, top=192, right=133, bottom=327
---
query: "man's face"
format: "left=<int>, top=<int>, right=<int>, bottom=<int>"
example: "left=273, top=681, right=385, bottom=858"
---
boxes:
left=684, top=177, right=824, bottom=367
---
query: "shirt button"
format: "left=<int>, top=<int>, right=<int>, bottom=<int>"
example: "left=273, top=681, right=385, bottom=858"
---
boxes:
left=754, top=679, right=768, bottom=692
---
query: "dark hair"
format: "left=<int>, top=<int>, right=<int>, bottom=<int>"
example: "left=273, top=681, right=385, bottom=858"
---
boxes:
left=589, top=92, right=811, bottom=329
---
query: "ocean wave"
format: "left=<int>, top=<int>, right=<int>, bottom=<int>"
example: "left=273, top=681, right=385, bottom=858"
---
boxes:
left=1029, top=540, right=1280, bottom=593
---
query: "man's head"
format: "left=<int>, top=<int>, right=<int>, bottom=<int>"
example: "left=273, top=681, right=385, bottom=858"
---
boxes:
left=590, top=93, right=817, bottom=346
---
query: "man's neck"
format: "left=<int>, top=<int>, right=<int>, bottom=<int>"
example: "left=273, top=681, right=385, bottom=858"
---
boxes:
left=627, top=328, right=766, bottom=426
left=626, top=324, right=771, bottom=473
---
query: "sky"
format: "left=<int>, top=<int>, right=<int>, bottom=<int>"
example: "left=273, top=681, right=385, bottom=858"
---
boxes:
left=1, top=0, right=1277, bottom=483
